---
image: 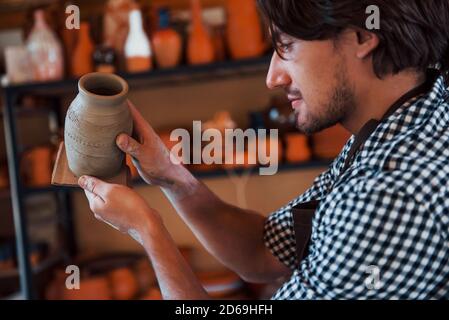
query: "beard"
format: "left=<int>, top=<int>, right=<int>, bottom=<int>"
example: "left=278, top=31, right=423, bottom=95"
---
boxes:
left=295, top=62, right=356, bottom=135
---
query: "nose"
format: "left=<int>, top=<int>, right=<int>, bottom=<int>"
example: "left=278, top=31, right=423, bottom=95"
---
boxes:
left=266, top=51, right=291, bottom=90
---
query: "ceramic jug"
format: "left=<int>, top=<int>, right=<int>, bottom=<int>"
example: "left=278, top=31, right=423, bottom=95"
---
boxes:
left=26, top=9, right=64, bottom=81
left=152, top=8, right=182, bottom=69
left=64, top=72, right=133, bottom=178
left=71, top=22, right=95, bottom=77
left=226, top=0, right=265, bottom=59
left=187, top=0, right=215, bottom=65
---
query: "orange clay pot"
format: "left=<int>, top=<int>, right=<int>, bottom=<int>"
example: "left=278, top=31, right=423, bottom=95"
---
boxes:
left=285, top=133, right=311, bottom=163
left=225, top=0, right=265, bottom=60
left=108, top=267, right=139, bottom=300
left=187, top=0, right=215, bottom=65
left=71, top=22, right=94, bottom=77
left=312, top=124, right=351, bottom=159
left=141, top=287, right=162, bottom=300
left=62, top=275, right=112, bottom=300
left=152, top=8, right=182, bottom=69
left=21, top=145, right=52, bottom=187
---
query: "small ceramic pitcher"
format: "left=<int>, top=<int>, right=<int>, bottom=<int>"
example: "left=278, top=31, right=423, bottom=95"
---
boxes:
left=64, top=72, right=133, bottom=178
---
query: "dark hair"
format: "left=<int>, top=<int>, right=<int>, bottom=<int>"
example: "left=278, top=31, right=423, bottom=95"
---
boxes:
left=257, top=0, right=449, bottom=84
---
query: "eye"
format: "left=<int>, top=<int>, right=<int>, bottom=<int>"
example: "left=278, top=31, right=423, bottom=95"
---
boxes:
left=277, top=42, right=293, bottom=53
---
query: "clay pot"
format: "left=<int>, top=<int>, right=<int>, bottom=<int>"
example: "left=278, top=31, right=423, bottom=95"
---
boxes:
left=64, top=72, right=133, bottom=178
left=26, top=9, right=64, bottom=81
left=312, top=125, right=351, bottom=159
left=71, top=22, right=95, bottom=78
left=108, top=267, right=139, bottom=300
left=62, top=275, right=112, bottom=300
left=21, top=145, right=53, bottom=187
left=225, top=0, right=265, bottom=60
left=285, top=133, right=311, bottom=163
left=152, top=8, right=182, bottom=69
left=187, top=0, right=215, bottom=65
left=141, top=287, right=162, bottom=300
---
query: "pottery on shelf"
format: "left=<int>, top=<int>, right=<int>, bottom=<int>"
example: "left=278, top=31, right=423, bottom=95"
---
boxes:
left=152, top=8, right=182, bottom=69
left=103, top=0, right=135, bottom=70
left=64, top=72, right=133, bottom=179
left=26, top=9, right=64, bottom=81
left=124, top=8, right=153, bottom=73
left=187, top=0, right=215, bottom=65
left=225, top=0, right=265, bottom=60
left=71, top=22, right=95, bottom=77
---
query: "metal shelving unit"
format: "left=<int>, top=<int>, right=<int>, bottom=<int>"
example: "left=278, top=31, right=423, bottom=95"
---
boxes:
left=1, top=54, right=330, bottom=299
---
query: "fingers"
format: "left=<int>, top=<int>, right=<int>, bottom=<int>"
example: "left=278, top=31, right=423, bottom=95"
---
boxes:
left=116, top=134, right=143, bottom=159
left=78, top=176, right=109, bottom=200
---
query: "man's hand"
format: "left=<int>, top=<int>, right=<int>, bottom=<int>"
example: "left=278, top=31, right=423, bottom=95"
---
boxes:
left=78, top=175, right=210, bottom=300
left=78, top=175, right=161, bottom=243
left=116, top=101, right=176, bottom=188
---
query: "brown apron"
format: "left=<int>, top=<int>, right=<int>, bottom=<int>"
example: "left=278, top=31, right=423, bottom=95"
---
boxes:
left=292, top=74, right=436, bottom=263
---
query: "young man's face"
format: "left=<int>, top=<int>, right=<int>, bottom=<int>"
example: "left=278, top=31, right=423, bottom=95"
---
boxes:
left=266, top=32, right=357, bottom=134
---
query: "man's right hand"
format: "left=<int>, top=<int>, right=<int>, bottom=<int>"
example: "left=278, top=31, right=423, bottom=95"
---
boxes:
left=116, top=100, right=176, bottom=187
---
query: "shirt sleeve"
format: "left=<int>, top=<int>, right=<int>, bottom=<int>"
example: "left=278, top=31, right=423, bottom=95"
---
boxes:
left=272, top=174, right=445, bottom=299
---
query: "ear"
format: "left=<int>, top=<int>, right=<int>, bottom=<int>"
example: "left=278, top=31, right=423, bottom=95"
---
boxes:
left=354, top=29, right=379, bottom=59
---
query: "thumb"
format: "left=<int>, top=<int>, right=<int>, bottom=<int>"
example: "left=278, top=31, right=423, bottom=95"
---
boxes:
left=78, top=175, right=107, bottom=200
left=116, top=134, right=142, bottom=159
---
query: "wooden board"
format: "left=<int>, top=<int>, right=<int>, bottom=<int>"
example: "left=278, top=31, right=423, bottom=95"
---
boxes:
left=51, top=142, right=130, bottom=187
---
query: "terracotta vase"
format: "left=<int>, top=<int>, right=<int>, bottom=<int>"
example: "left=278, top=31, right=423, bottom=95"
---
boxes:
left=21, top=145, right=53, bottom=187
left=312, top=125, right=351, bottom=159
left=26, top=9, right=64, bottom=81
left=226, top=0, right=265, bottom=60
left=187, top=0, right=215, bottom=65
left=103, top=0, right=135, bottom=71
left=124, top=9, right=153, bottom=73
left=285, top=133, right=311, bottom=163
left=71, top=22, right=95, bottom=77
left=64, top=72, right=133, bottom=179
left=108, top=267, right=139, bottom=300
left=152, top=8, right=182, bottom=69
left=62, top=275, right=112, bottom=300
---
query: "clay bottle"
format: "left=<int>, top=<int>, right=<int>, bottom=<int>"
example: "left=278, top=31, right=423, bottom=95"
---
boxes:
left=71, top=22, right=95, bottom=77
left=187, top=0, right=215, bottom=65
left=152, top=8, right=182, bottom=69
left=124, top=9, right=153, bottom=73
left=226, top=0, right=265, bottom=59
left=26, top=9, right=64, bottom=81
left=64, top=73, right=133, bottom=179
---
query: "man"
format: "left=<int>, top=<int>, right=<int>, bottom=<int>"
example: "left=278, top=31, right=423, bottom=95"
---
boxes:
left=78, top=0, right=449, bottom=299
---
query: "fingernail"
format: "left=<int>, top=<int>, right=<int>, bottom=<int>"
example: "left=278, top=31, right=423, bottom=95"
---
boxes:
left=78, top=176, right=86, bottom=188
left=117, top=135, right=128, bottom=149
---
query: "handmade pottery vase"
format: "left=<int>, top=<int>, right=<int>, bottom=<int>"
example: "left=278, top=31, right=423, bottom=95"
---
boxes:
left=225, top=0, right=265, bottom=60
left=187, top=0, right=215, bottom=65
left=152, top=8, right=182, bottom=69
left=71, top=22, right=95, bottom=77
left=64, top=72, right=132, bottom=179
left=26, top=9, right=64, bottom=81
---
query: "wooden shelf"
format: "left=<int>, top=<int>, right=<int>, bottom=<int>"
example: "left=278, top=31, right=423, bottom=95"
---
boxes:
left=21, top=160, right=331, bottom=195
left=0, top=252, right=64, bottom=280
left=2, top=55, right=272, bottom=96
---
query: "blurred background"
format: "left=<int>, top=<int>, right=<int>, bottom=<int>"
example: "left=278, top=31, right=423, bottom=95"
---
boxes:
left=0, top=0, right=350, bottom=300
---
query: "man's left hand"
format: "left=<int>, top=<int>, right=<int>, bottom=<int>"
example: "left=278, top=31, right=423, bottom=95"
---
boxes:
left=78, top=175, right=161, bottom=242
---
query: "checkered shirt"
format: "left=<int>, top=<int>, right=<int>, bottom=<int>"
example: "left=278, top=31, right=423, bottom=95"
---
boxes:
left=264, top=74, right=449, bottom=299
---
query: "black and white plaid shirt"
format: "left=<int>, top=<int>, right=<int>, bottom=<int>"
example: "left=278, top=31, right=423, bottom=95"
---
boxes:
left=264, top=74, right=449, bottom=299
